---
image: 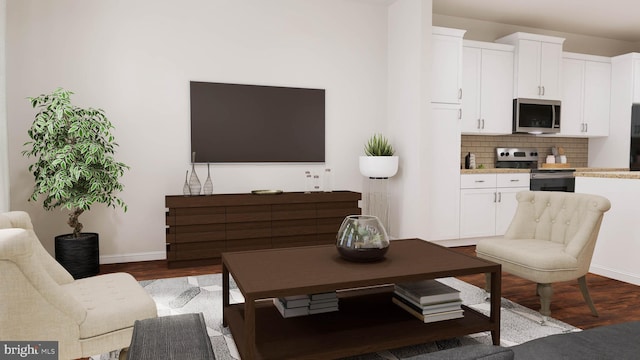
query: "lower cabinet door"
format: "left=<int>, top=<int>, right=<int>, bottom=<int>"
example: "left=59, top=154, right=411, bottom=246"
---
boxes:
left=459, top=188, right=496, bottom=238
left=495, top=187, right=525, bottom=235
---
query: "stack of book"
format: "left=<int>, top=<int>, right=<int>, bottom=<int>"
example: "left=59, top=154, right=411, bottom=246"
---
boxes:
left=273, top=295, right=310, bottom=318
left=308, top=292, right=339, bottom=315
left=273, top=292, right=339, bottom=318
left=393, top=279, right=464, bottom=323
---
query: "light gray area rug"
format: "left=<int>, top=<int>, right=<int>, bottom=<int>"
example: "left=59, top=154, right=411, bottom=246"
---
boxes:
left=93, top=275, right=578, bottom=360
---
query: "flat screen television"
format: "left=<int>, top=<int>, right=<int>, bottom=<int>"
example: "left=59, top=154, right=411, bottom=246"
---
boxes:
left=190, top=81, right=325, bottom=163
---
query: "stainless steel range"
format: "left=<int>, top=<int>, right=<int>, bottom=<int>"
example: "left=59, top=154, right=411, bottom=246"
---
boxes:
left=496, top=147, right=575, bottom=192
left=496, top=147, right=539, bottom=168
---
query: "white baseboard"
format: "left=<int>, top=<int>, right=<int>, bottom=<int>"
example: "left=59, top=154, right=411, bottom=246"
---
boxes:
left=589, top=264, right=640, bottom=286
left=100, top=251, right=165, bottom=264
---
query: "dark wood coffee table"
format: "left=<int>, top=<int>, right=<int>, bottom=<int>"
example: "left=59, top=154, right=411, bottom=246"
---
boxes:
left=222, top=238, right=501, bottom=360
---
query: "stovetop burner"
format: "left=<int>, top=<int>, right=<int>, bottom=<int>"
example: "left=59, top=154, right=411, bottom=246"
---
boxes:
left=495, top=147, right=539, bottom=169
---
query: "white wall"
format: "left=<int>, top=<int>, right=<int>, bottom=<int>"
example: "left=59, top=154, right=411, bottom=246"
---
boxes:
left=0, top=0, right=8, bottom=213
left=6, top=0, right=389, bottom=262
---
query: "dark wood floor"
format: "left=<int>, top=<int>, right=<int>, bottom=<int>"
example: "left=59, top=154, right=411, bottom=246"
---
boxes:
left=100, top=246, right=640, bottom=330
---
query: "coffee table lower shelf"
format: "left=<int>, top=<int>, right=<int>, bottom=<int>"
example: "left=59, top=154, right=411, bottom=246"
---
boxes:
left=224, top=288, right=498, bottom=360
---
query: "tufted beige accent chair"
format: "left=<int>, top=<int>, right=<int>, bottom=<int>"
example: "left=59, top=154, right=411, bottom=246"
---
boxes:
left=0, top=211, right=157, bottom=360
left=476, top=191, right=611, bottom=318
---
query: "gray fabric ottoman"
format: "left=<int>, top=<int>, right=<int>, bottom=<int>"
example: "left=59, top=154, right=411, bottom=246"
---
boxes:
left=127, top=312, right=215, bottom=360
left=406, top=321, right=640, bottom=360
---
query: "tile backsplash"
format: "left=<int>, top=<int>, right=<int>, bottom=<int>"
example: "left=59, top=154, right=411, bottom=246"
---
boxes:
left=460, top=134, right=588, bottom=169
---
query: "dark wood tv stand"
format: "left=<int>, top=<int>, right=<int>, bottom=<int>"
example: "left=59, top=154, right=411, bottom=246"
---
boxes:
left=165, top=191, right=361, bottom=268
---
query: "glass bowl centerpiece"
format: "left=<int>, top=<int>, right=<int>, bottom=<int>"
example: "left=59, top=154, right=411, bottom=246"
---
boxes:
left=336, top=215, right=390, bottom=262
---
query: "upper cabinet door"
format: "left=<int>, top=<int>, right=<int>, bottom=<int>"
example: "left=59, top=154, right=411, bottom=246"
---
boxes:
left=539, top=41, right=563, bottom=100
left=514, top=40, right=542, bottom=99
left=561, top=52, right=611, bottom=137
left=583, top=60, right=611, bottom=136
left=496, top=32, right=565, bottom=101
left=561, top=57, right=586, bottom=136
left=461, top=46, right=482, bottom=132
left=633, top=59, right=640, bottom=104
left=480, top=48, right=514, bottom=134
left=461, top=41, right=514, bottom=135
left=432, top=27, right=466, bottom=104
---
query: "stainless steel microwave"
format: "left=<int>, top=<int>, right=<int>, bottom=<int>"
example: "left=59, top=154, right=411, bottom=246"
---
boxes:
left=513, top=98, right=561, bottom=134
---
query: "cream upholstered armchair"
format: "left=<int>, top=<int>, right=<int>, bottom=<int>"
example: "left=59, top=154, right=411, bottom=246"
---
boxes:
left=476, top=191, right=610, bottom=319
left=0, top=211, right=157, bottom=360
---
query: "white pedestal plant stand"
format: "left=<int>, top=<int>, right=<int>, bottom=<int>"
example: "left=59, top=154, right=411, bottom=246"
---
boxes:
left=359, top=156, right=399, bottom=233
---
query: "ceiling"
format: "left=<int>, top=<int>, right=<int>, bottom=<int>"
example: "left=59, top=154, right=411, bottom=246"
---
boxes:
left=432, top=0, right=640, bottom=43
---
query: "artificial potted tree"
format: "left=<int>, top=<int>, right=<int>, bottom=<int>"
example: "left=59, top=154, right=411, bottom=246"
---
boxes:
left=358, top=133, right=399, bottom=178
left=22, top=88, right=129, bottom=279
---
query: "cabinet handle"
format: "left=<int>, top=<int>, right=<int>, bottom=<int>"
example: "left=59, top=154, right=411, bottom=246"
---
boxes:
left=458, top=108, right=462, bottom=119
left=477, top=119, right=481, bottom=129
left=510, top=179, right=519, bottom=182
left=541, top=86, right=545, bottom=96
left=475, top=180, right=485, bottom=183
left=458, top=88, right=462, bottom=100
left=581, top=123, right=585, bottom=132
left=585, top=123, right=588, bottom=132
left=481, top=119, right=485, bottom=129
left=498, top=192, right=502, bottom=202
left=538, top=86, right=542, bottom=95
left=494, top=192, right=497, bottom=203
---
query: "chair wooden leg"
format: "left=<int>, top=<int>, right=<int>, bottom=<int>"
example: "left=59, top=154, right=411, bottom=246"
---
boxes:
left=119, top=348, right=128, bottom=360
left=578, top=275, right=599, bottom=317
left=536, top=283, right=553, bottom=317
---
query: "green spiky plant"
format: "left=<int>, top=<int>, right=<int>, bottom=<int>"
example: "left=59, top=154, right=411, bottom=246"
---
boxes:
left=364, top=133, right=395, bottom=156
left=22, top=88, right=129, bottom=238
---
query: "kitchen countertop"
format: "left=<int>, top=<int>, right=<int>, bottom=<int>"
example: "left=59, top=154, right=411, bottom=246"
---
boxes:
left=574, top=170, right=640, bottom=179
left=573, top=167, right=629, bottom=172
left=461, top=167, right=628, bottom=175
left=460, top=168, right=530, bottom=174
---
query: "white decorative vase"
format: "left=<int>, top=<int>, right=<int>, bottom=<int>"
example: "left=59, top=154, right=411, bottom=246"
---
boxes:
left=359, top=156, right=399, bottom=179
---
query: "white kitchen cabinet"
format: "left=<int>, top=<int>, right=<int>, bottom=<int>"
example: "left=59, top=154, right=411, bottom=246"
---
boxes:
left=561, top=53, right=611, bottom=137
left=496, top=33, right=565, bottom=100
left=431, top=27, right=466, bottom=104
left=462, top=40, right=514, bottom=134
left=633, top=59, right=640, bottom=104
left=494, top=185, right=524, bottom=235
left=427, top=103, right=462, bottom=240
left=459, top=173, right=529, bottom=238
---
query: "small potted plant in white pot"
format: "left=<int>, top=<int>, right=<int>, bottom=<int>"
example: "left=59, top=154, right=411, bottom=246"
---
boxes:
left=359, top=133, right=399, bottom=178
left=22, top=88, right=129, bottom=279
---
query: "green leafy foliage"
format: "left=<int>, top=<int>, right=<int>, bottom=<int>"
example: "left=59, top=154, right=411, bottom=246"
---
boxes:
left=364, top=133, right=395, bottom=156
left=22, top=88, right=129, bottom=238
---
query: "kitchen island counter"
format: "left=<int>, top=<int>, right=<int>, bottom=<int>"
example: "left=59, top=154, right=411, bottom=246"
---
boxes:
left=574, top=169, right=636, bottom=179
left=460, top=168, right=530, bottom=174
left=576, top=173, right=640, bottom=286
left=461, top=167, right=627, bottom=175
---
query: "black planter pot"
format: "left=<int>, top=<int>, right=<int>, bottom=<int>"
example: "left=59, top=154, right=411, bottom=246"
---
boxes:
left=55, top=232, right=100, bottom=279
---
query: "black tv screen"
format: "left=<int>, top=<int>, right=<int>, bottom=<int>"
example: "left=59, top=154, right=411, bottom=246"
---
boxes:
left=190, top=81, right=325, bottom=163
